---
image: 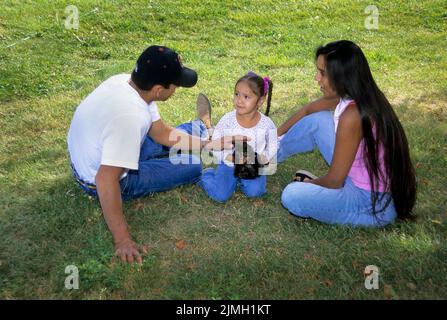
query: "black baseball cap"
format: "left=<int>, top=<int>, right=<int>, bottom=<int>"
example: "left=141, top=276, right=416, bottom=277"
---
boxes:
left=132, top=45, right=198, bottom=89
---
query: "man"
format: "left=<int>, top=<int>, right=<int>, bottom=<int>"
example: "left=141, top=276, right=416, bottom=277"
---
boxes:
left=68, top=45, right=243, bottom=264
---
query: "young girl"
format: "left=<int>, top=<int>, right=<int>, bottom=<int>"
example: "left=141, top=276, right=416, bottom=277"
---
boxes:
left=199, top=72, right=277, bottom=202
left=278, top=40, right=417, bottom=227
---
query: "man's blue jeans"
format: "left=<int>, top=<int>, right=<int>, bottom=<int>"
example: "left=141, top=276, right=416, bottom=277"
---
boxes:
left=119, top=120, right=207, bottom=200
left=73, top=120, right=207, bottom=200
left=278, top=111, right=397, bottom=227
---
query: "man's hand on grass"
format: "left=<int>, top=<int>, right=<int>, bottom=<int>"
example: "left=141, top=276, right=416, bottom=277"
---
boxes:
left=114, top=238, right=149, bottom=265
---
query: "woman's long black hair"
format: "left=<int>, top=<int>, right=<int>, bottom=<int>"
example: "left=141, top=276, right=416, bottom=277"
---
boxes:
left=316, top=40, right=416, bottom=220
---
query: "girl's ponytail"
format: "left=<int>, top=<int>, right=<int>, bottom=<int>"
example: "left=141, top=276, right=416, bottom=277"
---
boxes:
left=264, top=78, right=273, bottom=116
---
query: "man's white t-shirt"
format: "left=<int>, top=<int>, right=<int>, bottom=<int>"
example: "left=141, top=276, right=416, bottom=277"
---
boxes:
left=67, top=74, right=161, bottom=184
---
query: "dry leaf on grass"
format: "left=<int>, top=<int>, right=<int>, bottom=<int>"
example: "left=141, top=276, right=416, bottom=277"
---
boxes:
left=384, top=284, right=393, bottom=299
left=133, top=200, right=144, bottom=211
left=175, top=239, right=186, bottom=250
left=179, top=193, right=188, bottom=204
left=322, top=279, right=333, bottom=288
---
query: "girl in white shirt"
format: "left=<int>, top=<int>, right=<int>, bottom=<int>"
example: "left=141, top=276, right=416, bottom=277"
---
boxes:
left=199, top=72, right=277, bottom=202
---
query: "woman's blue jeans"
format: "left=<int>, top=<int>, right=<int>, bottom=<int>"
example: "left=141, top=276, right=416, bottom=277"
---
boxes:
left=278, top=111, right=397, bottom=227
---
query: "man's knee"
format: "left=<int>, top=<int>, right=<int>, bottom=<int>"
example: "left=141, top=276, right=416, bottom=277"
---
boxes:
left=185, top=162, right=202, bottom=180
left=177, top=155, right=202, bottom=177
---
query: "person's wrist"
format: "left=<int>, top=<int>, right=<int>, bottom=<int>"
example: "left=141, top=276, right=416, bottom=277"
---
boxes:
left=200, top=139, right=207, bottom=151
left=114, top=233, right=132, bottom=246
left=200, top=138, right=212, bottom=150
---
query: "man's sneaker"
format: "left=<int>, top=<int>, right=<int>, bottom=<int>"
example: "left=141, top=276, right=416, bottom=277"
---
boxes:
left=293, top=169, right=318, bottom=182
left=197, top=93, right=212, bottom=129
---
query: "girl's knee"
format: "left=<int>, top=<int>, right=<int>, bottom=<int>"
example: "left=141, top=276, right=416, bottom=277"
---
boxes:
left=241, top=177, right=266, bottom=198
left=200, top=172, right=235, bottom=203
left=242, top=185, right=266, bottom=198
left=209, top=190, right=233, bottom=203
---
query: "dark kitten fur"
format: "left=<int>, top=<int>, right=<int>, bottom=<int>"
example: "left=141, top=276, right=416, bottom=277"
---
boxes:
left=233, top=141, right=264, bottom=180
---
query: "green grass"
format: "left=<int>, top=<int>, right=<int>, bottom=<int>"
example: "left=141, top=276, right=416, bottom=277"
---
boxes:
left=1, top=0, right=446, bottom=299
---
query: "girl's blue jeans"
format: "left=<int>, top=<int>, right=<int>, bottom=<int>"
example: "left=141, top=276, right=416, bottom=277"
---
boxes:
left=198, top=164, right=267, bottom=203
left=278, top=111, right=397, bottom=227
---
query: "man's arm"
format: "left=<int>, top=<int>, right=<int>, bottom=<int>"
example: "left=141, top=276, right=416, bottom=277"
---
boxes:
left=95, top=165, right=147, bottom=264
left=277, top=96, right=339, bottom=136
left=148, top=119, right=246, bottom=151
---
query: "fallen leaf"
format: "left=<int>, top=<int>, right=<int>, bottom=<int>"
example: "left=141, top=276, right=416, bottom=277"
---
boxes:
left=179, top=194, right=188, bottom=204
left=175, top=239, right=186, bottom=250
left=407, top=282, right=417, bottom=291
left=384, top=284, right=393, bottom=300
left=322, top=279, right=333, bottom=288
left=253, top=199, right=265, bottom=207
left=133, top=200, right=144, bottom=211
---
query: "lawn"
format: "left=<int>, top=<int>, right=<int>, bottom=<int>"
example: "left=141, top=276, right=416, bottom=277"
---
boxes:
left=0, top=0, right=446, bottom=299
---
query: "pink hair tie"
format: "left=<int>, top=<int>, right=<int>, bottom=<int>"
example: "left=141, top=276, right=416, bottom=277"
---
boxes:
left=263, top=77, right=270, bottom=96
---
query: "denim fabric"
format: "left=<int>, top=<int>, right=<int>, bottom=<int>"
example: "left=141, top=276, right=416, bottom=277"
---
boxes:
left=120, top=120, right=206, bottom=200
left=199, top=164, right=267, bottom=203
left=278, top=111, right=396, bottom=227
left=73, top=120, right=207, bottom=201
left=71, top=163, right=98, bottom=197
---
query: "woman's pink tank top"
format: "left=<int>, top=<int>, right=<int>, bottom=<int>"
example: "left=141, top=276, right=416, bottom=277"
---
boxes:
left=334, top=98, right=388, bottom=192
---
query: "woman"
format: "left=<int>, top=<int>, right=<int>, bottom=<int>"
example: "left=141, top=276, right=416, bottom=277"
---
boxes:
left=278, top=40, right=416, bottom=227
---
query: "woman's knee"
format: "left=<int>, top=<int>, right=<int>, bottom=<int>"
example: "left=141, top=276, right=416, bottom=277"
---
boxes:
left=309, top=111, right=333, bottom=121
left=281, top=182, right=313, bottom=215
left=281, top=183, right=298, bottom=209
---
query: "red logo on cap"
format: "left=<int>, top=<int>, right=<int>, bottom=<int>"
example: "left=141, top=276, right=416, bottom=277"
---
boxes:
left=177, top=55, right=184, bottom=67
